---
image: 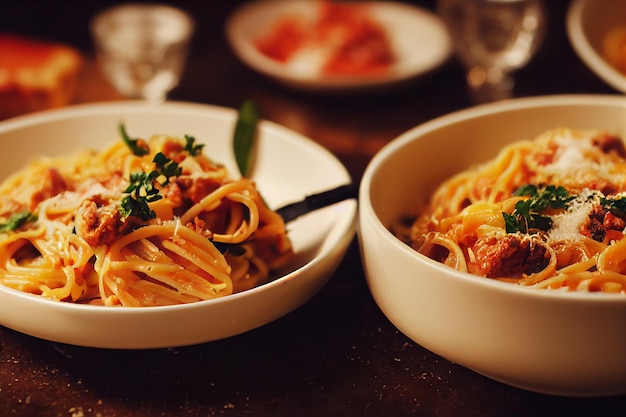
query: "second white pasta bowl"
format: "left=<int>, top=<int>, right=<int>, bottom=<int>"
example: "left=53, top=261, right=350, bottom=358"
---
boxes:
left=358, top=95, right=626, bottom=397
left=567, top=0, right=626, bottom=93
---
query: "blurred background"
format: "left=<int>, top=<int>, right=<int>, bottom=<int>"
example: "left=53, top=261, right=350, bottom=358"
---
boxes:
left=1, top=0, right=614, bottom=178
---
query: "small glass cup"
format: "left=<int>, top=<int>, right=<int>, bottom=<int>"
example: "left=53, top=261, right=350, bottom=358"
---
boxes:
left=90, top=3, right=195, bottom=102
left=437, top=0, right=547, bottom=103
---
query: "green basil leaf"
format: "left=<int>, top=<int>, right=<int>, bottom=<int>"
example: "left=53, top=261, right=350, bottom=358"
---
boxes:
left=233, top=100, right=259, bottom=177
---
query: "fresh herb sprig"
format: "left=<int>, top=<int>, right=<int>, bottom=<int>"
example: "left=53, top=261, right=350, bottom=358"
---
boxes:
left=120, top=150, right=183, bottom=221
left=184, top=134, right=204, bottom=156
left=503, top=184, right=574, bottom=233
left=119, top=122, right=149, bottom=156
left=601, top=196, right=626, bottom=217
left=120, top=171, right=163, bottom=220
left=0, top=210, right=37, bottom=233
left=153, top=152, right=182, bottom=184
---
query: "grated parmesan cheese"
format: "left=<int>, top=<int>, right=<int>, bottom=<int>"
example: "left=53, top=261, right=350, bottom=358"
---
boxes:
left=547, top=189, right=598, bottom=243
left=552, top=130, right=594, bottom=170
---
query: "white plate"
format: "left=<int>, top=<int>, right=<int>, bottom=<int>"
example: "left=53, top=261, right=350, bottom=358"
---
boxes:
left=567, top=0, right=626, bottom=93
left=0, top=101, right=357, bottom=349
left=225, top=0, right=452, bottom=92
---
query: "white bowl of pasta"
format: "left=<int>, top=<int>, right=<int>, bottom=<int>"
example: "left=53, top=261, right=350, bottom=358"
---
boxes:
left=567, top=0, right=626, bottom=94
left=358, top=94, right=626, bottom=397
left=0, top=100, right=356, bottom=349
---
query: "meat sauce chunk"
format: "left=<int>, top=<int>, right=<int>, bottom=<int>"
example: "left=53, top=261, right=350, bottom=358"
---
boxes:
left=469, top=235, right=550, bottom=279
left=592, top=133, right=626, bottom=159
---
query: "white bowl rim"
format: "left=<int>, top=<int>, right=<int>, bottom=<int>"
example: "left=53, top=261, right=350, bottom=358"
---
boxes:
left=0, top=100, right=357, bottom=315
left=566, top=0, right=626, bottom=93
left=360, top=94, right=626, bottom=303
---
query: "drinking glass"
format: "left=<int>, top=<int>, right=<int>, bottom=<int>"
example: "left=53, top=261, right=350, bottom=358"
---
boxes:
left=90, top=3, right=195, bottom=102
left=437, top=0, right=547, bottom=103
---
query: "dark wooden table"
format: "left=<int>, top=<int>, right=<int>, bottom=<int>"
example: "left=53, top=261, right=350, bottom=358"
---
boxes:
left=1, top=1, right=625, bottom=416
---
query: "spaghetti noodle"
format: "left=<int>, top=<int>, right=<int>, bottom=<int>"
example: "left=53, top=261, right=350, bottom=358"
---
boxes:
left=0, top=128, right=293, bottom=306
left=395, top=128, right=626, bottom=294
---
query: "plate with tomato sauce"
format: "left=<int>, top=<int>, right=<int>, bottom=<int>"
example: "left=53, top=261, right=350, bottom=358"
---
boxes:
left=225, top=0, right=452, bottom=92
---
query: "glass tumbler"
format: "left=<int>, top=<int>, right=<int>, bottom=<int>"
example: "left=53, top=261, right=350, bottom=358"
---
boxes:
left=437, top=0, right=547, bottom=103
left=90, top=3, right=195, bottom=102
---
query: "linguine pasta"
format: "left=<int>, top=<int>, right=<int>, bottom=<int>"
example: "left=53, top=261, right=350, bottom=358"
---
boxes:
left=395, top=128, right=626, bottom=294
left=0, top=129, right=293, bottom=306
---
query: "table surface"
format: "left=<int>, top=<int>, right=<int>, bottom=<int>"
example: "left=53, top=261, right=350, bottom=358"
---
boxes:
left=1, top=1, right=625, bottom=416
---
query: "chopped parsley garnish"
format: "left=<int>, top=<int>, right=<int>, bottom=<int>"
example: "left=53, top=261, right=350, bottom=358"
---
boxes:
left=0, top=210, right=37, bottom=232
left=503, top=185, right=575, bottom=233
left=120, top=152, right=183, bottom=221
left=120, top=171, right=163, bottom=220
left=601, top=196, right=626, bottom=217
left=184, top=134, right=204, bottom=156
left=153, top=152, right=181, bottom=184
left=119, top=122, right=149, bottom=156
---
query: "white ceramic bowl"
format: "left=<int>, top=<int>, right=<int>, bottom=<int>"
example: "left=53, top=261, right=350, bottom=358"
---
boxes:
left=358, top=95, right=626, bottom=397
left=0, top=101, right=356, bottom=349
left=225, top=0, right=451, bottom=92
left=567, top=0, right=626, bottom=93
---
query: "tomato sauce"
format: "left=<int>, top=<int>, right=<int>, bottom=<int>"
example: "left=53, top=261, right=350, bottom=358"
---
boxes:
left=255, top=1, right=395, bottom=76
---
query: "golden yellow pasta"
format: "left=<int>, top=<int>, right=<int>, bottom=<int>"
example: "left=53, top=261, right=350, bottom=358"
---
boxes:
left=0, top=127, right=293, bottom=306
left=395, top=128, right=626, bottom=294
